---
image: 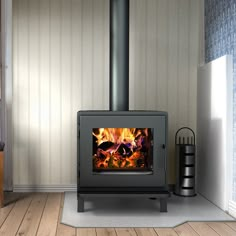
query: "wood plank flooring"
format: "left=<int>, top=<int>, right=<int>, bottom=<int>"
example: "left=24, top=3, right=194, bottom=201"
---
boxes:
left=0, top=192, right=235, bottom=236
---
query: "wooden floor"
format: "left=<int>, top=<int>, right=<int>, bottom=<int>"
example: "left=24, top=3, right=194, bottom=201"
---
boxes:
left=0, top=193, right=235, bottom=236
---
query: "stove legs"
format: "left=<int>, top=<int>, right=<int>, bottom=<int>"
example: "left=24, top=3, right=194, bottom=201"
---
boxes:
left=160, top=198, right=167, bottom=212
left=78, top=196, right=84, bottom=212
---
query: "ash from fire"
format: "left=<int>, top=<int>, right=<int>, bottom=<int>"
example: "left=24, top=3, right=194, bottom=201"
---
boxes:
left=93, top=128, right=153, bottom=170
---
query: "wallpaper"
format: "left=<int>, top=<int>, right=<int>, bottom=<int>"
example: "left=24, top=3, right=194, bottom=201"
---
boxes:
left=205, top=0, right=236, bottom=200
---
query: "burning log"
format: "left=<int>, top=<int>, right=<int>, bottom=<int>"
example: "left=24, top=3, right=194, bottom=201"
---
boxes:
left=136, top=158, right=145, bottom=167
left=117, top=143, right=132, bottom=157
left=97, top=141, right=114, bottom=151
left=96, top=148, right=107, bottom=160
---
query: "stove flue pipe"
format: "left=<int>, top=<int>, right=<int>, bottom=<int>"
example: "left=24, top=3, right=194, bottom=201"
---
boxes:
left=109, top=0, right=129, bottom=111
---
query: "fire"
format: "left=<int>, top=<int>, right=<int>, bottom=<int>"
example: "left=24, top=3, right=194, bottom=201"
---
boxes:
left=93, top=128, right=151, bottom=169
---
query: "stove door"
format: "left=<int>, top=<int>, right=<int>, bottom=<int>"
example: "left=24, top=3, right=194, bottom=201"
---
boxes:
left=78, top=113, right=167, bottom=187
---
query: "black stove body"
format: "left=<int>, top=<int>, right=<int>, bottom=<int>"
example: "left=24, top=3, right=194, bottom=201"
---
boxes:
left=77, top=110, right=169, bottom=212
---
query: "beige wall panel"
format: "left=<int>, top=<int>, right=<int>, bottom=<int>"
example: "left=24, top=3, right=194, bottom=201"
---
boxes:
left=129, top=0, right=136, bottom=110
left=134, top=0, right=146, bottom=110
left=61, top=0, right=72, bottom=184
left=13, top=0, right=200, bottom=186
left=29, top=0, right=40, bottom=184
left=103, top=0, right=109, bottom=109
left=156, top=0, right=168, bottom=111
left=146, top=0, right=158, bottom=110
left=50, top=0, right=61, bottom=184
left=189, top=0, right=200, bottom=131
left=71, top=0, right=82, bottom=184
left=39, top=0, right=51, bottom=185
left=177, top=0, right=189, bottom=128
left=81, top=0, right=93, bottom=110
left=93, top=0, right=105, bottom=110
left=17, top=0, right=29, bottom=184
left=166, top=0, right=179, bottom=182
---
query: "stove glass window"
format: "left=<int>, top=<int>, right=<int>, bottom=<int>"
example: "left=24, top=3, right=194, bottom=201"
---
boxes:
left=92, top=128, right=153, bottom=172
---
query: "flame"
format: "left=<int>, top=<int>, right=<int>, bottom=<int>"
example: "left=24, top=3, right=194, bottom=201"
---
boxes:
left=93, top=128, right=140, bottom=148
left=93, top=128, right=151, bottom=169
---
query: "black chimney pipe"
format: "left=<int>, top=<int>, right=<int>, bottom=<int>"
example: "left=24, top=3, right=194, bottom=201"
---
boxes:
left=109, top=0, right=129, bottom=111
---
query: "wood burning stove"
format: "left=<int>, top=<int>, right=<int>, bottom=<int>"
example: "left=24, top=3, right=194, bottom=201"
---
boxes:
left=77, top=0, right=169, bottom=212
left=77, top=111, right=169, bottom=212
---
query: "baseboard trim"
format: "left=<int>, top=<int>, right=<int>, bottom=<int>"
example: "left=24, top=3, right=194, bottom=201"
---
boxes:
left=13, top=184, right=174, bottom=193
left=13, top=184, right=77, bottom=192
left=229, top=200, right=236, bottom=218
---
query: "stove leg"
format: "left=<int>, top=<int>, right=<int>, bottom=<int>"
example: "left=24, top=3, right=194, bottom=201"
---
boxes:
left=78, top=196, right=84, bottom=212
left=160, top=198, right=167, bottom=212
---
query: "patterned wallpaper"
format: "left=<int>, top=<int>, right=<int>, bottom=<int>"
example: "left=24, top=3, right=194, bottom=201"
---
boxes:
left=205, top=0, right=236, bottom=200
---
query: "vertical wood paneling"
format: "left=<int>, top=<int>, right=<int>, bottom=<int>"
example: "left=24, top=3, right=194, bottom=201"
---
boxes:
left=134, top=0, right=146, bottom=109
left=146, top=0, right=157, bottom=110
left=50, top=0, right=61, bottom=184
left=18, top=0, right=29, bottom=184
left=103, top=0, right=109, bottom=110
left=167, top=0, right=179, bottom=181
left=29, top=0, right=40, bottom=184
left=61, top=0, right=72, bottom=184
left=13, top=0, right=201, bottom=186
left=81, top=0, right=93, bottom=110
left=93, top=0, right=105, bottom=109
left=129, top=0, right=135, bottom=110
left=71, top=0, right=82, bottom=183
left=156, top=0, right=168, bottom=111
left=39, top=0, right=50, bottom=185
left=189, top=0, right=200, bottom=131
left=177, top=0, right=190, bottom=128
